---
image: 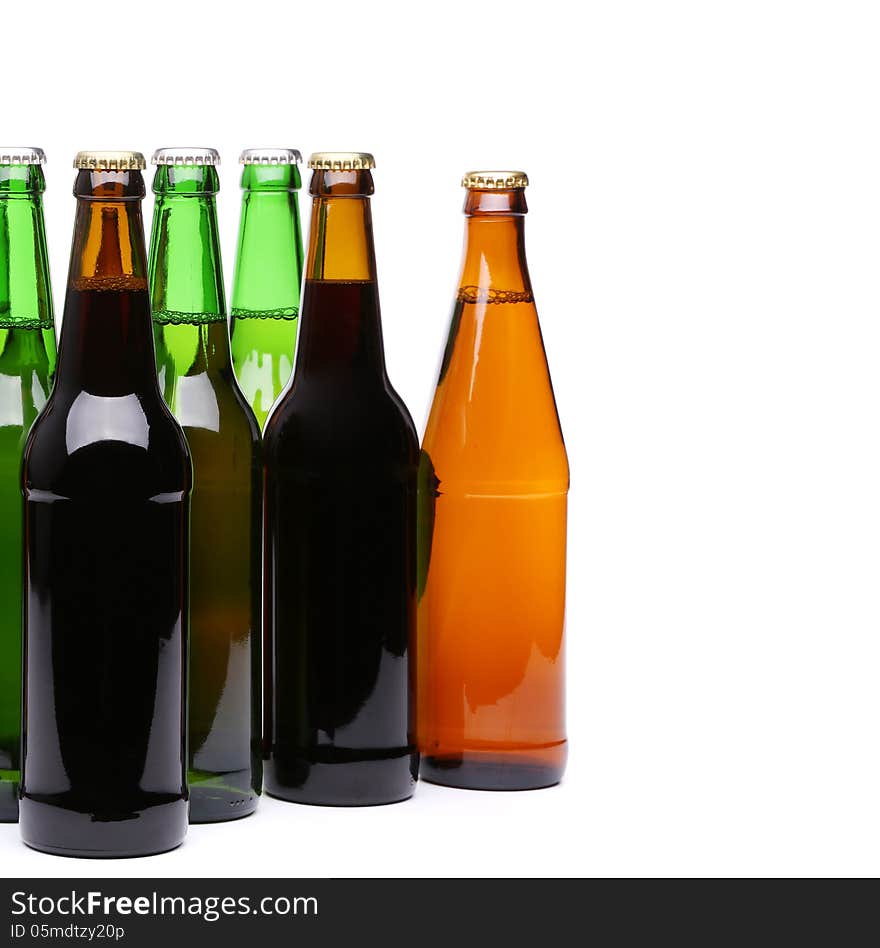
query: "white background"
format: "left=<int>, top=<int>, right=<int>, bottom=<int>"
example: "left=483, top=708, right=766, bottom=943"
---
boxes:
left=1, top=0, right=879, bottom=878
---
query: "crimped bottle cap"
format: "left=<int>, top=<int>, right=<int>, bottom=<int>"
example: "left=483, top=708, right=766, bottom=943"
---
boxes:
left=462, top=170, right=529, bottom=189
left=308, top=152, right=375, bottom=171
left=240, top=147, right=302, bottom=166
left=0, top=146, right=46, bottom=166
left=152, top=147, right=220, bottom=166
left=74, top=150, right=146, bottom=170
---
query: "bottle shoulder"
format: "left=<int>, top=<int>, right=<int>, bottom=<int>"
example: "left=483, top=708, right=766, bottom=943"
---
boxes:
left=160, top=368, right=261, bottom=442
left=264, top=378, right=418, bottom=466
left=24, top=388, right=192, bottom=496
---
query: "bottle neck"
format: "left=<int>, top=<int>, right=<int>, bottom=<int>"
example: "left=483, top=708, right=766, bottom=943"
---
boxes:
left=231, top=164, right=303, bottom=319
left=0, top=165, right=55, bottom=330
left=149, top=166, right=226, bottom=323
left=305, top=169, right=377, bottom=281
left=296, top=168, right=385, bottom=379
left=57, top=169, right=157, bottom=396
left=149, top=165, right=231, bottom=379
left=458, top=188, right=533, bottom=303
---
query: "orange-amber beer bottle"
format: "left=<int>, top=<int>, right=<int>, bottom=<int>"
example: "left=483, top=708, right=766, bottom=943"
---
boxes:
left=418, top=171, right=569, bottom=790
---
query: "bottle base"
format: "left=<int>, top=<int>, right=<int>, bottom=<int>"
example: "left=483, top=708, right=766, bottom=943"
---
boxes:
left=420, top=747, right=566, bottom=791
left=21, top=838, right=185, bottom=859
left=188, top=769, right=259, bottom=824
left=0, top=776, right=19, bottom=823
left=19, top=795, right=187, bottom=859
left=265, top=746, right=418, bottom=807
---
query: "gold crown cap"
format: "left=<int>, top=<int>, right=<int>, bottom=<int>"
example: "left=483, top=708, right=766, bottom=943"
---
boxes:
left=152, top=147, right=220, bottom=166
left=241, top=148, right=302, bottom=165
left=462, top=170, right=529, bottom=189
left=73, top=151, right=146, bottom=171
left=0, top=147, right=46, bottom=166
left=308, top=152, right=375, bottom=171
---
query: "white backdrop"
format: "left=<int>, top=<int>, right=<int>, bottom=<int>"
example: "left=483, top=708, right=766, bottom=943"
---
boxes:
left=1, top=0, right=879, bottom=877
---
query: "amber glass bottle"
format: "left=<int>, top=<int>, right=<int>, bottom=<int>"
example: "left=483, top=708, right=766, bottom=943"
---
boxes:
left=418, top=171, right=569, bottom=790
left=263, top=152, right=419, bottom=806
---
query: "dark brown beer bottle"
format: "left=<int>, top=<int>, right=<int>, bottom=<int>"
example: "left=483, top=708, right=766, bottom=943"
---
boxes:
left=263, top=152, right=419, bottom=806
left=20, top=151, right=191, bottom=857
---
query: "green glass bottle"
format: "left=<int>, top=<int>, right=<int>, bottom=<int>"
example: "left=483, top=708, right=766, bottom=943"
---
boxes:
left=0, top=147, right=56, bottom=823
left=148, top=148, right=262, bottom=823
left=230, top=148, right=304, bottom=430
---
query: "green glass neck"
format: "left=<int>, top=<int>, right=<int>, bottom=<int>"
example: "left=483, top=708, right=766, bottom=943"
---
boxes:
left=149, top=165, right=231, bottom=381
left=149, top=164, right=226, bottom=323
left=231, top=164, right=303, bottom=319
left=0, top=165, right=55, bottom=332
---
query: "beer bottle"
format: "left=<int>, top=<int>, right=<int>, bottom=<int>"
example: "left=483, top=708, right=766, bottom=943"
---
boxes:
left=20, top=151, right=191, bottom=856
left=417, top=172, right=569, bottom=790
left=149, top=147, right=262, bottom=823
left=0, top=147, right=56, bottom=823
left=264, top=152, right=419, bottom=806
left=230, top=148, right=304, bottom=430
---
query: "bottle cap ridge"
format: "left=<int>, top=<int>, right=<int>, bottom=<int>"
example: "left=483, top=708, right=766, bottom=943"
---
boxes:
left=461, top=170, right=529, bottom=190
left=240, top=147, right=302, bottom=166
left=0, top=147, right=46, bottom=166
left=308, top=152, right=375, bottom=171
left=74, top=151, right=146, bottom=171
left=152, top=147, right=220, bottom=167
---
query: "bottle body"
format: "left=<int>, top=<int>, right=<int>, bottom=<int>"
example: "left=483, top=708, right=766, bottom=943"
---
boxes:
left=263, top=158, right=418, bottom=805
left=150, top=157, right=262, bottom=823
left=154, top=325, right=261, bottom=821
left=230, top=158, right=304, bottom=430
left=417, top=180, right=569, bottom=790
left=0, top=157, right=56, bottom=822
left=20, top=158, right=191, bottom=856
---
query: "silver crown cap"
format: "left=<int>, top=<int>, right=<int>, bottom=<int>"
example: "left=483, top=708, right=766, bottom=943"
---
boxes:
left=0, top=146, right=46, bottom=166
left=152, top=147, right=220, bottom=166
left=240, top=147, right=303, bottom=166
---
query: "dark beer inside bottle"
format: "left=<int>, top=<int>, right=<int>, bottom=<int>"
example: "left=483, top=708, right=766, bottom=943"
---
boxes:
left=20, top=165, right=191, bottom=857
left=263, top=165, right=419, bottom=805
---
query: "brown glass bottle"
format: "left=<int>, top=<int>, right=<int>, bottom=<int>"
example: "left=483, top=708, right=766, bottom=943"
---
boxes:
left=263, top=152, right=418, bottom=806
left=418, top=172, right=569, bottom=790
left=20, top=152, right=191, bottom=857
